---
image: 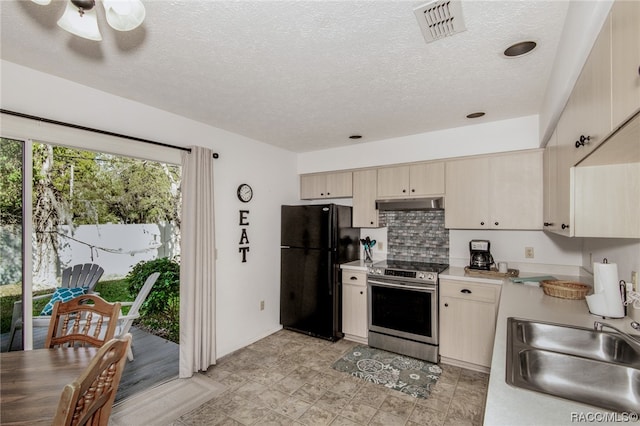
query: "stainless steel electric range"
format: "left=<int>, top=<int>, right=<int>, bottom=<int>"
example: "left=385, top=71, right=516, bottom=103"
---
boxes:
left=367, top=260, right=449, bottom=363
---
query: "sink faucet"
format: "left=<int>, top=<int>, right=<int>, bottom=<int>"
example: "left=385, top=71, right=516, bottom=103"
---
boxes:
left=593, top=321, right=640, bottom=345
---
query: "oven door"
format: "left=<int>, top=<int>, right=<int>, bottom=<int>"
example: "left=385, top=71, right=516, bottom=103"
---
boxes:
left=368, top=277, right=438, bottom=345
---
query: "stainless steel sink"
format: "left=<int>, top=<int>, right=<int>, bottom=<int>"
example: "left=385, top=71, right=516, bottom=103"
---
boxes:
left=506, top=317, right=640, bottom=413
left=514, top=318, right=640, bottom=366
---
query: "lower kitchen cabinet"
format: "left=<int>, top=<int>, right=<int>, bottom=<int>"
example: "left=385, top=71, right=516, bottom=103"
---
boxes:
left=341, top=270, right=368, bottom=344
left=439, top=279, right=502, bottom=370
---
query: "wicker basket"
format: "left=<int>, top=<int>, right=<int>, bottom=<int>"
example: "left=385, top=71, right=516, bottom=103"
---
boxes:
left=540, top=280, right=590, bottom=300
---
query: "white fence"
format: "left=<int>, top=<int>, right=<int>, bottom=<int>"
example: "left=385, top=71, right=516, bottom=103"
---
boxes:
left=0, top=223, right=179, bottom=288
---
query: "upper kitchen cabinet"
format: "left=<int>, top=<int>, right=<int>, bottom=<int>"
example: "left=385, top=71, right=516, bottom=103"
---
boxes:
left=445, top=150, right=543, bottom=230
left=611, top=0, right=640, bottom=126
left=300, top=171, right=353, bottom=200
left=377, top=162, right=445, bottom=199
left=547, top=98, right=579, bottom=236
left=352, top=169, right=379, bottom=228
left=573, top=113, right=640, bottom=238
left=543, top=129, right=558, bottom=231
left=567, top=13, right=612, bottom=162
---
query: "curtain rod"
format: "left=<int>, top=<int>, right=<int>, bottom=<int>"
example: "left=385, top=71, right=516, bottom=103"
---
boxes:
left=1, top=109, right=219, bottom=159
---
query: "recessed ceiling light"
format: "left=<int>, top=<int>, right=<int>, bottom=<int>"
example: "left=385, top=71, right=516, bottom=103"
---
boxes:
left=349, top=135, right=362, bottom=139
left=466, top=112, right=485, bottom=119
left=503, top=41, right=537, bottom=58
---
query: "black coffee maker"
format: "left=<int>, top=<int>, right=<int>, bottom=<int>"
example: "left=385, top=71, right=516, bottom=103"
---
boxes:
left=469, top=240, right=494, bottom=270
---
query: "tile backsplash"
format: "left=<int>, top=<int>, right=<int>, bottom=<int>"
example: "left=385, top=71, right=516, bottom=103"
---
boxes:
left=378, top=210, right=449, bottom=263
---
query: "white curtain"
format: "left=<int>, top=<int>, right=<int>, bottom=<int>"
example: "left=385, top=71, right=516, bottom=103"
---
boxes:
left=179, top=146, right=216, bottom=378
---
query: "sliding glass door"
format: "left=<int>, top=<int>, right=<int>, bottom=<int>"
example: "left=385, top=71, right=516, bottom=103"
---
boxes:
left=0, top=137, right=33, bottom=351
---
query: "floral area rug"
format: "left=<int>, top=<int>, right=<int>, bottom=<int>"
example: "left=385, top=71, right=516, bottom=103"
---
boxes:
left=331, top=345, right=442, bottom=399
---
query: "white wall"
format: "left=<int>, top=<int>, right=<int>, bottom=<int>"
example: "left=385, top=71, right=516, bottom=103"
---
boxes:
left=581, top=238, right=640, bottom=285
left=1, top=60, right=299, bottom=358
left=297, top=115, right=539, bottom=174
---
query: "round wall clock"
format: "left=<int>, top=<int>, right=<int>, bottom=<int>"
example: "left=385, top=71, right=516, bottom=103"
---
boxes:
left=237, top=183, right=253, bottom=202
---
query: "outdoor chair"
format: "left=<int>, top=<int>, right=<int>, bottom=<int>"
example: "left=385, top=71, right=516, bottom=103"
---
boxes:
left=52, top=334, right=132, bottom=426
left=8, top=263, right=104, bottom=351
left=45, top=294, right=121, bottom=349
left=115, top=272, right=160, bottom=360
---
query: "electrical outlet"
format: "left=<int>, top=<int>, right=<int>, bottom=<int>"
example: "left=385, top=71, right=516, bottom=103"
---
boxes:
left=260, top=300, right=265, bottom=311
left=378, top=242, right=383, bottom=250
left=525, top=247, right=534, bottom=259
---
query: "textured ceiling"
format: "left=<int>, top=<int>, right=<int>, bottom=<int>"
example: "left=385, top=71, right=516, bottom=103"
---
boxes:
left=0, top=1, right=569, bottom=152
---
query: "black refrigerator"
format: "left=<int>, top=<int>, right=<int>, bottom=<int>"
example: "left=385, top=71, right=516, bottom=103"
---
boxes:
left=280, top=204, right=360, bottom=341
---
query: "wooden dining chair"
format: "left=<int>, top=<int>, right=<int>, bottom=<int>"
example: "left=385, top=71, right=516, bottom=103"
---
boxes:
left=8, top=263, right=105, bottom=351
left=45, top=294, right=121, bottom=349
left=52, top=334, right=132, bottom=426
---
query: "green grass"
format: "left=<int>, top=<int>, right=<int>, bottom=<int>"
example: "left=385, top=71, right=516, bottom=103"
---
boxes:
left=0, top=279, right=133, bottom=334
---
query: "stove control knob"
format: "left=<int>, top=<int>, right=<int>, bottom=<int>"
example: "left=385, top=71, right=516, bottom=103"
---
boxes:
left=426, top=273, right=436, bottom=282
left=417, top=272, right=425, bottom=280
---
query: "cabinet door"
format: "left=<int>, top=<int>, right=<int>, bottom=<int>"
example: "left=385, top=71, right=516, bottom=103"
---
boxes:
left=444, top=157, right=489, bottom=229
left=543, top=130, right=557, bottom=230
left=342, top=280, right=368, bottom=340
left=300, top=174, right=325, bottom=199
left=574, top=162, right=640, bottom=238
left=326, top=172, right=353, bottom=198
left=377, top=166, right=410, bottom=198
left=571, top=14, right=612, bottom=161
left=409, top=162, right=445, bottom=196
left=554, top=101, right=577, bottom=236
left=440, top=296, right=497, bottom=367
left=489, top=151, right=543, bottom=230
left=611, top=0, right=640, bottom=127
left=353, top=170, right=378, bottom=227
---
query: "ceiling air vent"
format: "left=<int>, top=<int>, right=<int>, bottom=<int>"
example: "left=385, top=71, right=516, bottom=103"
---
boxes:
left=414, top=0, right=467, bottom=44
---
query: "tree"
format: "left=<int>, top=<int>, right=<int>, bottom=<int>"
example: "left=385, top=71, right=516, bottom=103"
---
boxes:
left=0, top=138, right=23, bottom=226
left=0, top=139, right=24, bottom=285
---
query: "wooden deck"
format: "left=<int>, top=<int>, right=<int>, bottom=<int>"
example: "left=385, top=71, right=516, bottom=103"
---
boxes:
left=0, top=325, right=179, bottom=402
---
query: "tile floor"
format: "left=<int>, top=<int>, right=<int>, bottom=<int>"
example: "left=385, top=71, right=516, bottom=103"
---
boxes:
left=174, top=330, right=488, bottom=426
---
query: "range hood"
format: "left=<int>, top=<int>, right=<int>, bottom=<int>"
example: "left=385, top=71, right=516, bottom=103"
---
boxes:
left=376, top=197, right=444, bottom=211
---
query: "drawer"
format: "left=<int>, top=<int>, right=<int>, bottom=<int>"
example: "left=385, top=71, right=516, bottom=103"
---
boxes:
left=440, top=279, right=499, bottom=303
left=342, top=270, right=367, bottom=287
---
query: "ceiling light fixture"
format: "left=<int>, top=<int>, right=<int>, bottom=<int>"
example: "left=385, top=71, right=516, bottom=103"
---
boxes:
left=503, top=41, right=537, bottom=58
left=32, top=0, right=145, bottom=41
left=466, top=112, right=485, bottom=119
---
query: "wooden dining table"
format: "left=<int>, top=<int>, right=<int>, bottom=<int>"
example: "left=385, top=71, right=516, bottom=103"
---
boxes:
left=0, top=347, right=98, bottom=425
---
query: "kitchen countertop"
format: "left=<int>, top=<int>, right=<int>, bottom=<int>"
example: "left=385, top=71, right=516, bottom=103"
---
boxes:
left=340, top=260, right=370, bottom=271
left=483, top=275, right=637, bottom=426
left=340, top=260, right=637, bottom=423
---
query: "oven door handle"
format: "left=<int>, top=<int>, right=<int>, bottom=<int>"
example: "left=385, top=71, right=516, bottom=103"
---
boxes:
left=368, top=279, right=435, bottom=292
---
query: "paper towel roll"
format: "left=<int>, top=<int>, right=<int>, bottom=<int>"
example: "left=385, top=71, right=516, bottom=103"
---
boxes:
left=591, top=262, right=625, bottom=318
left=593, top=262, right=618, bottom=294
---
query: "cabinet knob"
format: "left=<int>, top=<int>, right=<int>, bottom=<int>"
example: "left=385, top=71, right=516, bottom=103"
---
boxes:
left=562, top=223, right=569, bottom=230
left=370, top=221, right=374, bottom=225
left=480, top=221, right=485, bottom=226
left=494, top=222, right=499, bottom=226
left=402, top=189, right=407, bottom=193
left=350, top=276, right=358, bottom=280
left=411, top=189, right=415, bottom=193
left=320, top=193, right=324, bottom=196
left=360, top=291, right=363, bottom=295
left=444, top=303, right=449, bottom=307
left=575, top=135, right=591, bottom=148
left=544, top=222, right=553, bottom=227
left=327, top=192, right=330, bottom=196
left=461, top=289, right=472, bottom=294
